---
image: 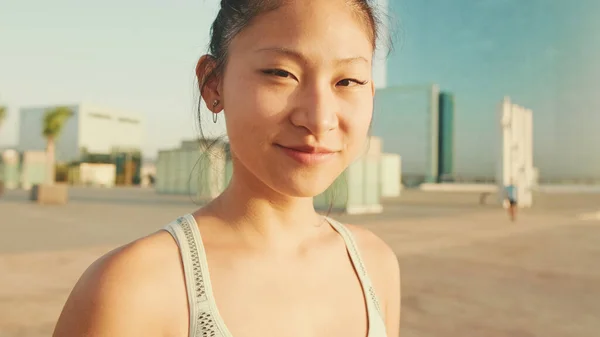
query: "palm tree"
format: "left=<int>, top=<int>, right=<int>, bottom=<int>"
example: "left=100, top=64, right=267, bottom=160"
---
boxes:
left=43, top=107, right=73, bottom=184
left=0, top=106, right=6, bottom=131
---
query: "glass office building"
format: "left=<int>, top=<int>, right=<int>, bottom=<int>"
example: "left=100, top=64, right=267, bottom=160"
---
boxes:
left=373, top=85, right=455, bottom=185
left=373, top=84, right=440, bottom=185
left=437, top=92, right=455, bottom=182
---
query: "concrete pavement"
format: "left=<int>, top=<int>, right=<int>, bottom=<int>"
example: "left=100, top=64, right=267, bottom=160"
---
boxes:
left=1, top=187, right=599, bottom=337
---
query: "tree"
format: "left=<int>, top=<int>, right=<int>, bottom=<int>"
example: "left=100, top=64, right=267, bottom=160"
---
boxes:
left=43, top=107, right=73, bottom=184
left=0, top=106, right=6, bottom=131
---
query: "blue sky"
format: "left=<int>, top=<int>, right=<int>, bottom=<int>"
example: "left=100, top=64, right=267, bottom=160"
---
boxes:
left=386, top=0, right=600, bottom=178
left=0, top=0, right=221, bottom=155
left=0, top=0, right=384, bottom=156
left=1, top=0, right=599, bottom=179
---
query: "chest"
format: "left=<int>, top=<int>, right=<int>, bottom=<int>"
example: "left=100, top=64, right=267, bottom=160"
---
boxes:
left=208, top=258, right=370, bottom=337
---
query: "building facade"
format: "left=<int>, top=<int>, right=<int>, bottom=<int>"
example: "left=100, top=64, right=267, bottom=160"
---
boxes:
left=497, top=97, right=534, bottom=207
left=373, top=84, right=440, bottom=185
left=155, top=139, right=227, bottom=198
left=372, top=85, right=456, bottom=185
left=437, top=92, right=455, bottom=182
left=18, top=103, right=143, bottom=163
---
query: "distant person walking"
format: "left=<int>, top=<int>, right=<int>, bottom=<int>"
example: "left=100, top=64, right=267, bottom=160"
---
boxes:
left=505, top=182, right=518, bottom=221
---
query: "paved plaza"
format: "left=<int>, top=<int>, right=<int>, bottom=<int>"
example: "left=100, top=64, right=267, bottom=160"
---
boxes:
left=1, top=187, right=599, bottom=337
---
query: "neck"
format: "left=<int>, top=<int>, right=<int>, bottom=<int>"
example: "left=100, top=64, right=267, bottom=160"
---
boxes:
left=206, top=166, right=326, bottom=244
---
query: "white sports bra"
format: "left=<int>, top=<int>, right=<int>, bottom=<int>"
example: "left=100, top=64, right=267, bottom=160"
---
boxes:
left=164, top=214, right=388, bottom=337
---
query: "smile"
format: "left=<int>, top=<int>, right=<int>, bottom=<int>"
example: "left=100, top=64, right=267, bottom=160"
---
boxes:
left=275, top=144, right=339, bottom=165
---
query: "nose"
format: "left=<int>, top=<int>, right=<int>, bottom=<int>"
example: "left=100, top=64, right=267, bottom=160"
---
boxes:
left=289, top=82, right=339, bottom=136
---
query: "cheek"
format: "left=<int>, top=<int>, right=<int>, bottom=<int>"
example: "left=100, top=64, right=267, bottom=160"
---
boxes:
left=341, top=96, right=373, bottom=154
left=221, top=70, right=287, bottom=153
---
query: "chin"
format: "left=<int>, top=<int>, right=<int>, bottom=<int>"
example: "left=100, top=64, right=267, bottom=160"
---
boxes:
left=269, top=170, right=339, bottom=198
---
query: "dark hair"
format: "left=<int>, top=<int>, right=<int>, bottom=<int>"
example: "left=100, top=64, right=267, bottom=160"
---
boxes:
left=199, top=0, right=384, bottom=93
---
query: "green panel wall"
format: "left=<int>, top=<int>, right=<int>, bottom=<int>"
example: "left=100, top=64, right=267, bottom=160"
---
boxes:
left=155, top=147, right=227, bottom=198
left=314, top=156, right=382, bottom=214
left=0, top=162, right=20, bottom=188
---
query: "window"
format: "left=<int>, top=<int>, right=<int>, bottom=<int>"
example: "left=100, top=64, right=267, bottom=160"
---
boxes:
left=118, top=117, right=140, bottom=125
left=88, top=112, right=112, bottom=120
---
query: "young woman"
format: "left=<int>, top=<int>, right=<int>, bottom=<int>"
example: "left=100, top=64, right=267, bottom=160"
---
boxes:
left=53, top=1, right=401, bottom=336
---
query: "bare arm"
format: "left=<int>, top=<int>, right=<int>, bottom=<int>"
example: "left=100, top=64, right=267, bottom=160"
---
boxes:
left=53, top=244, right=168, bottom=337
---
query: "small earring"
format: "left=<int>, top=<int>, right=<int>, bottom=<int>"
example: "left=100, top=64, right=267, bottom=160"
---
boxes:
left=212, top=100, right=220, bottom=123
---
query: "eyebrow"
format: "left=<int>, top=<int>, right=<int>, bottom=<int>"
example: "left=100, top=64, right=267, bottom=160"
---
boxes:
left=255, top=47, right=369, bottom=65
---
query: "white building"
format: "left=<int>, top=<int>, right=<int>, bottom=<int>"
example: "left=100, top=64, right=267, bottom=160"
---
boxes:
left=497, top=97, right=534, bottom=207
left=372, top=0, right=388, bottom=89
left=18, top=103, right=143, bottom=162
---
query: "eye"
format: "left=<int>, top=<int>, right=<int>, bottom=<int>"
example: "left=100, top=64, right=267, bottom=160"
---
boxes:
left=337, top=79, right=369, bottom=87
left=262, top=69, right=296, bottom=80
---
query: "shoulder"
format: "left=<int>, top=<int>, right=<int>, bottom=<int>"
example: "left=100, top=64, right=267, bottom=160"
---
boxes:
left=344, top=223, right=401, bottom=332
left=53, top=229, right=187, bottom=337
left=344, top=223, right=399, bottom=275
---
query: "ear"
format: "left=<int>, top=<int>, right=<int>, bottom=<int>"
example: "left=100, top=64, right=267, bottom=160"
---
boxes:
left=371, top=81, right=376, bottom=97
left=196, top=55, right=223, bottom=112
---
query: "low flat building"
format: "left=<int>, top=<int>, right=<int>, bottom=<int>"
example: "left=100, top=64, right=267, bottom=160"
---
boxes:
left=18, top=103, right=143, bottom=163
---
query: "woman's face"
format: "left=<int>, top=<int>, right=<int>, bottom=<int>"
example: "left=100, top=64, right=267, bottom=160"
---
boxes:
left=215, top=0, right=375, bottom=198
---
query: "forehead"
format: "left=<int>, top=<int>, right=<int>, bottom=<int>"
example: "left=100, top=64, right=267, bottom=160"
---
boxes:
left=229, top=0, right=374, bottom=62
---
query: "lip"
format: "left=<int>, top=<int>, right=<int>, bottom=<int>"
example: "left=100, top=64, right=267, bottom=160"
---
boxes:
left=275, top=144, right=339, bottom=165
